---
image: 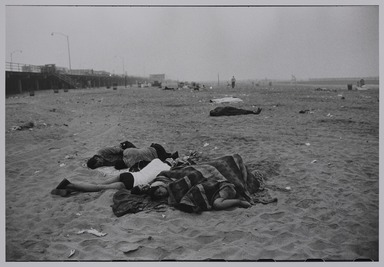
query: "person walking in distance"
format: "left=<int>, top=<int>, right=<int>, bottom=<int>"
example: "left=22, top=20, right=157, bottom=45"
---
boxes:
left=231, top=76, right=236, bottom=89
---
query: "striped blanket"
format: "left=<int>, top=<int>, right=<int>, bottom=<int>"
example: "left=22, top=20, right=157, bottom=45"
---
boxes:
left=111, top=154, right=277, bottom=216
left=159, top=154, right=276, bottom=213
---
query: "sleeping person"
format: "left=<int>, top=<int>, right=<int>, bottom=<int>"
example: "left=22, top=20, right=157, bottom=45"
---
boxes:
left=86, top=141, right=178, bottom=170
left=52, top=158, right=171, bottom=197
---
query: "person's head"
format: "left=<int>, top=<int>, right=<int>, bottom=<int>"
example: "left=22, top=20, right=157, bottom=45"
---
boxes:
left=148, top=185, right=169, bottom=200
left=120, top=141, right=136, bottom=150
left=86, top=155, right=105, bottom=169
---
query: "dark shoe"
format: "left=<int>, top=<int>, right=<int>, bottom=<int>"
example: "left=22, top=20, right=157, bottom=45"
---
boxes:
left=56, top=178, right=71, bottom=189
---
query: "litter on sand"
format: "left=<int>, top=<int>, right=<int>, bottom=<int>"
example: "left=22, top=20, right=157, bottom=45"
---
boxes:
left=120, top=244, right=142, bottom=254
left=77, top=228, right=107, bottom=237
left=68, top=249, right=76, bottom=258
left=209, top=97, right=243, bottom=104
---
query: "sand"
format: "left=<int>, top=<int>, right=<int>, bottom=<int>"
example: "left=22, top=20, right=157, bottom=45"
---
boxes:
left=4, top=83, right=379, bottom=261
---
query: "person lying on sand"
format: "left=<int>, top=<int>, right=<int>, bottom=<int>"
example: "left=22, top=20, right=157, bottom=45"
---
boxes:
left=128, top=154, right=260, bottom=212
left=209, top=106, right=262, bottom=117
left=87, top=142, right=178, bottom=170
left=52, top=158, right=171, bottom=197
left=85, top=141, right=136, bottom=169
left=145, top=181, right=251, bottom=211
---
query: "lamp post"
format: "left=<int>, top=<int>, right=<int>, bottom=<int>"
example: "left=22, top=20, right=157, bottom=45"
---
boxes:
left=51, top=32, right=72, bottom=74
left=10, top=50, right=22, bottom=71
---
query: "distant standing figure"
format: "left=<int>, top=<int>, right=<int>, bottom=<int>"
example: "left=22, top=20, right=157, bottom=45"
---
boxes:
left=231, top=76, right=236, bottom=89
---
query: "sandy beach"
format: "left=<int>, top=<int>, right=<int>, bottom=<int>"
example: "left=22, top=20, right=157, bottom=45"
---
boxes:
left=5, top=83, right=379, bottom=261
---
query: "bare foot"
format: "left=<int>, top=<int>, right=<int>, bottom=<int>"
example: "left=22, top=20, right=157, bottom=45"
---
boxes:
left=239, top=201, right=252, bottom=208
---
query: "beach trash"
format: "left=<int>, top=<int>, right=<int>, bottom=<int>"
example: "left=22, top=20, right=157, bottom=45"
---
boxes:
left=120, top=244, right=142, bottom=254
left=77, top=228, right=107, bottom=237
left=68, top=249, right=76, bottom=258
left=347, top=84, right=352, bottom=90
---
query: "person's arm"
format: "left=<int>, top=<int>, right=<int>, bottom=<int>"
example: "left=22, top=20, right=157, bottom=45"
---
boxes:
left=213, top=198, right=251, bottom=210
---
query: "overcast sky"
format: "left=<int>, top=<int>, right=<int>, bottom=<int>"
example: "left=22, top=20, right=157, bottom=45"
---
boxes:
left=5, top=3, right=379, bottom=82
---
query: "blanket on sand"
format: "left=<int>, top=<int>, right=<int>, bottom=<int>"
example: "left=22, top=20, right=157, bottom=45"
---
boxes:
left=111, top=154, right=277, bottom=216
left=111, top=190, right=168, bottom=217
left=162, top=154, right=275, bottom=212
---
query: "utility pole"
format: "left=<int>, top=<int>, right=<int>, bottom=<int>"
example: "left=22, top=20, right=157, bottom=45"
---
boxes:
left=51, top=32, right=72, bottom=74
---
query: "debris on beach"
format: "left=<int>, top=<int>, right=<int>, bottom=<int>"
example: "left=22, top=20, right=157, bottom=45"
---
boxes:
left=11, top=121, right=34, bottom=131
left=210, top=96, right=243, bottom=104
left=315, top=87, right=337, bottom=92
left=68, top=249, right=76, bottom=258
left=77, top=228, right=107, bottom=237
left=311, top=160, right=317, bottom=164
left=299, top=109, right=310, bottom=114
left=120, top=244, right=142, bottom=254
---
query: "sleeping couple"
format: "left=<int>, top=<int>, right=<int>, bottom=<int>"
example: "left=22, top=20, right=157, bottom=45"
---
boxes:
left=52, top=142, right=262, bottom=212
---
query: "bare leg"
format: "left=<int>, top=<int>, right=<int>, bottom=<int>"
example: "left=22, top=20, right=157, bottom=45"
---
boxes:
left=51, top=177, right=125, bottom=197
left=213, top=198, right=251, bottom=210
left=66, top=182, right=125, bottom=192
left=101, top=174, right=121, bottom=184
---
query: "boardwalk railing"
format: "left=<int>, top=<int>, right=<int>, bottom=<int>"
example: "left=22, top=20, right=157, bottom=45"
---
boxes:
left=6, top=62, right=42, bottom=73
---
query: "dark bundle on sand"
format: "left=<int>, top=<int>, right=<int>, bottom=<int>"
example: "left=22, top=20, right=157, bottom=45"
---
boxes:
left=111, top=190, right=168, bottom=217
left=210, top=106, right=262, bottom=116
